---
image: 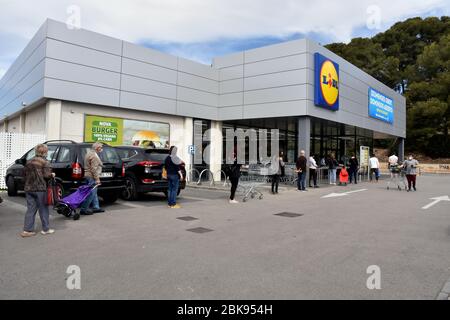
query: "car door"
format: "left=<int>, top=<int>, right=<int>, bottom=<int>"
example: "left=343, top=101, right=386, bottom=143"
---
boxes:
left=51, top=145, right=74, bottom=182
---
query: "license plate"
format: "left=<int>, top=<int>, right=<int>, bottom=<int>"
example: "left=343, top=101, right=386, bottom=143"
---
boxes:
left=100, top=172, right=113, bottom=178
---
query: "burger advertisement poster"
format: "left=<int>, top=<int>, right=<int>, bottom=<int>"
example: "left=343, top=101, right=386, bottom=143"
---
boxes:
left=84, top=115, right=169, bottom=148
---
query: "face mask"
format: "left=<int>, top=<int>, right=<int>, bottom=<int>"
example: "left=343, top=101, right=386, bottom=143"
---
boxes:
left=409, top=157, right=413, bottom=160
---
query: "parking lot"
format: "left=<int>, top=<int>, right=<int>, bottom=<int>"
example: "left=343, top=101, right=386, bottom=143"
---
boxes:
left=0, top=175, right=449, bottom=299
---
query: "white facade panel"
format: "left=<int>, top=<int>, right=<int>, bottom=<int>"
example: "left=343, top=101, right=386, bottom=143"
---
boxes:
left=219, top=78, right=243, bottom=94
left=244, top=69, right=307, bottom=91
left=177, top=86, right=217, bottom=107
left=121, top=74, right=177, bottom=100
left=120, top=91, right=176, bottom=114
left=178, top=57, right=218, bottom=81
left=46, top=19, right=122, bottom=55
left=121, top=58, right=177, bottom=84
left=177, top=101, right=218, bottom=119
left=219, top=65, right=244, bottom=81
left=177, top=72, right=218, bottom=94
left=122, top=41, right=178, bottom=69
left=44, top=78, right=120, bottom=107
left=219, top=92, right=243, bottom=107
left=244, top=54, right=308, bottom=77
left=244, top=85, right=307, bottom=105
left=46, top=38, right=122, bottom=72
left=244, top=39, right=307, bottom=63
left=45, top=58, right=121, bottom=90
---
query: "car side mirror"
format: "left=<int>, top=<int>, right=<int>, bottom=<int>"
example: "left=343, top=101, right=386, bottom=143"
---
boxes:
left=15, top=159, right=25, bottom=165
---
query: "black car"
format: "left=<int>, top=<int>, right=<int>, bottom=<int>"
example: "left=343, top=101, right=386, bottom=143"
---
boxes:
left=4, top=140, right=125, bottom=204
left=115, top=146, right=186, bottom=200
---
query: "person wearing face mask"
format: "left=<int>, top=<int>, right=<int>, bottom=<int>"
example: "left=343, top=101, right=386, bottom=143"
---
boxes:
left=80, top=142, right=105, bottom=215
left=403, top=155, right=420, bottom=192
left=164, top=146, right=184, bottom=208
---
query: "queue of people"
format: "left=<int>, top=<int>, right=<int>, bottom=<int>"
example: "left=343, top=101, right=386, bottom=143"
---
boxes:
left=13, top=141, right=422, bottom=238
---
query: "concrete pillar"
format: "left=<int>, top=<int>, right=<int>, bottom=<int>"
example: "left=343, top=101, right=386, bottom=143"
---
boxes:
left=45, top=100, right=62, bottom=140
left=298, top=116, right=311, bottom=184
left=209, top=121, right=223, bottom=181
left=182, top=117, right=194, bottom=171
left=298, top=117, right=311, bottom=158
left=19, top=113, right=26, bottom=133
left=398, top=137, right=405, bottom=162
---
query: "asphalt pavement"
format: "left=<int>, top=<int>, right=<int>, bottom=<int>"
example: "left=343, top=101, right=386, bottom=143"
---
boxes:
left=0, top=175, right=449, bottom=299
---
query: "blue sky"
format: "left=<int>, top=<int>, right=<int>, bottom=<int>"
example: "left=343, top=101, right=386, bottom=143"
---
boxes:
left=0, top=0, right=449, bottom=76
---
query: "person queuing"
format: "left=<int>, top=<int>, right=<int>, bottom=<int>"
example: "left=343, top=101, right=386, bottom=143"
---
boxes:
left=270, top=153, right=285, bottom=194
left=308, top=154, right=319, bottom=188
left=369, top=153, right=380, bottom=182
left=296, top=150, right=308, bottom=192
left=327, top=154, right=338, bottom=185
left=227, top=152, right=242, bottom=203
left=348, top=154, right=359, bottom=184
left=403, top=154, right=420, bottom=192
left=80, top=142, right=105, bottom=215
left=164, top=146, right=184, bottom=208
left=21, top=144, right=55, bottom=238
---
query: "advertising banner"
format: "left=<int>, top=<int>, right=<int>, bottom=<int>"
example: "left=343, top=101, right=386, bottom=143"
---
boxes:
left=314, top=52, right=339, bottom=111
left=84, top=115, right=170, bottom=147
left=368, top=88, right=394, bottom=124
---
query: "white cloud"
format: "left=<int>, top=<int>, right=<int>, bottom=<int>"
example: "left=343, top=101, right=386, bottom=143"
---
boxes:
left=1, top=0, right=448, bottom=42
left=0, top=0, right=448, bottom=73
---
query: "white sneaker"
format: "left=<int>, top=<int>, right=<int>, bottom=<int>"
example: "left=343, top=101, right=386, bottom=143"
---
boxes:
left=229, top=199, right=239, bottom=204
left=41, top=229, right=55, bottom=235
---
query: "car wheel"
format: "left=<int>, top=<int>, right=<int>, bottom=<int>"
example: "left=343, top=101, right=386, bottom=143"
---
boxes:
left=163, top=191, right=168, bottom=199
left=6, top=176, right=17, bottom=197
left=102, top=193, right=118, bottom=204
left=122, top=176, right=138, bottom=201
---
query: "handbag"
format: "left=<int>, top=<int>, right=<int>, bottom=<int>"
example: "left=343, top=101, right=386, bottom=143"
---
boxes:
left=162, top=167, right=168, bottom=180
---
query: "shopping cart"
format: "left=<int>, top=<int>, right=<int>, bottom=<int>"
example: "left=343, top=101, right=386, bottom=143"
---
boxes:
left=237, top=181, right=265, bottom=202
left=386, top=164, right=407, bottom=191
left=237, top=164, right=269, bottom=202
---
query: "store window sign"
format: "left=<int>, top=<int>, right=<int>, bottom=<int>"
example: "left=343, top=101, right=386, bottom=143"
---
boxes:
left=314, top=52, right=339, bottom=111
left=85, top=116, right=123, bottom=145
left=84, top=115, right=170, bottom=147
left=368, top=88, right=394, bottom=124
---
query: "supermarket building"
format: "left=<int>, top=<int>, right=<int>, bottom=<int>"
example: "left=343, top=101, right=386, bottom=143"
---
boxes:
left=0, top=19, right=406, bottom=179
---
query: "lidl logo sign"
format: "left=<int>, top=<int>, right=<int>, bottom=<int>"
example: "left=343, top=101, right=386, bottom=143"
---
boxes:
left=314, top=53, right=339, bottom=111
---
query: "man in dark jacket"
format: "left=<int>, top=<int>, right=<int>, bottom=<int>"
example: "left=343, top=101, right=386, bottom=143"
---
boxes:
left=348, top=154, right=359, bottom=184
left=227, top=153, right=242, bottom=203
left=296, top=150, right=308, bottom=191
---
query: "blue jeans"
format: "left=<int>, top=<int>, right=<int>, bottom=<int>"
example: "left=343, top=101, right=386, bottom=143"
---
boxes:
left=329, top=169, right=337, bottom=184
left=24, top=192, right=50, bottom=232
left=167, top=174, right=180, bottom=206
left=80, top=178, right=100, bottom=211
left=297, top=171, right=306, bottom=190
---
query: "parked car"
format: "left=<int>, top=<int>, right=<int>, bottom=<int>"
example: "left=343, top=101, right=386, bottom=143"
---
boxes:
left=4, top=140, right=125, bottom=204
left=115, top=146, right=186, bottom=200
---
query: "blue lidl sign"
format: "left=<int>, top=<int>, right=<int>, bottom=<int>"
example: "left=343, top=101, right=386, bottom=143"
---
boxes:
left=314, top=53, right=339, bottom=111
left=368, top=88, right=394, bottom=124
